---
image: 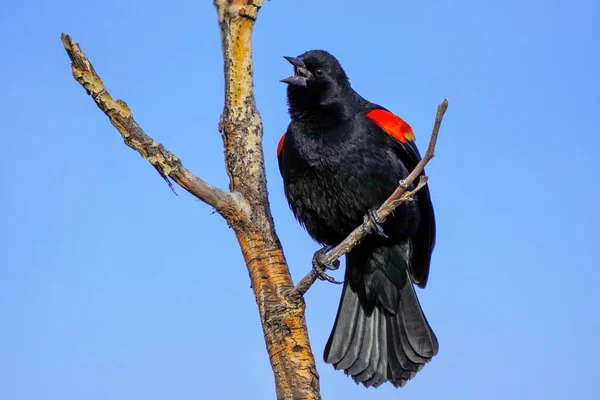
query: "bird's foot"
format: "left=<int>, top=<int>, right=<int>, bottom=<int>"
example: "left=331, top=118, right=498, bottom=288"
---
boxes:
left=363, top=208, right=388, bottom=238
left=312, top=245, right=342, bottom=284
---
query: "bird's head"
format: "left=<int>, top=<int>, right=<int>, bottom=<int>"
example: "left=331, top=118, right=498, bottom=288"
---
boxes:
left=281, top=50, right=354, bottom=119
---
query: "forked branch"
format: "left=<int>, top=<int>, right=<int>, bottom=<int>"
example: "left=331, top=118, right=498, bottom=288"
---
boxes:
left=294, top=99, right=449, bottom=296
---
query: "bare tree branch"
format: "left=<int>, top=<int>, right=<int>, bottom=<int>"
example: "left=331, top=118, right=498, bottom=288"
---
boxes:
left=60, top=33, right=243, bottom=220
left=294, top=99, right=449, bottom=296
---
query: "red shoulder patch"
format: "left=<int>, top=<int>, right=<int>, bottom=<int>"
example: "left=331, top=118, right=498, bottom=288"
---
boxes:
left=366, top=109, right=415, bottom=143
left=277, top=133, right=286, bottom=157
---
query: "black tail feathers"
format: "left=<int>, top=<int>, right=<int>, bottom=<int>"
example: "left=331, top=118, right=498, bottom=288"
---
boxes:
left=323, top=270, right=438, bottom=388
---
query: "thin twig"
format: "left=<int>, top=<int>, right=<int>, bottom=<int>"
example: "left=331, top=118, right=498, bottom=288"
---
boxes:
left=60, top=33, right=243, bottom=220
left=294, top=99, right=449, bottom=296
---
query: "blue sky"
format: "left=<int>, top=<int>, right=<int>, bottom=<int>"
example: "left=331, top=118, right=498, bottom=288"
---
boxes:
left=1, top=0, right=599, bottom=399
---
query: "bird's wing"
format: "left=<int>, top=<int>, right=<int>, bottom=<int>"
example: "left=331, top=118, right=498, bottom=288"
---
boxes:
left=366, top=108, right=436, bottom=288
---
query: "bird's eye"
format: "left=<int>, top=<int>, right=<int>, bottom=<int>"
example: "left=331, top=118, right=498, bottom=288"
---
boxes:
left=315, top=68, right=325, bottom=77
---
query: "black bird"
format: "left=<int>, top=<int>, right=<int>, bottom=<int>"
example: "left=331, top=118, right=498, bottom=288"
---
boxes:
left=277, top=50, right=438, bottom=388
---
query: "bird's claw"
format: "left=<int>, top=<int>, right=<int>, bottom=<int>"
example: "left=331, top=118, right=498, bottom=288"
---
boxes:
left=363, top=209, right=388, bottom=238
left=312, top=245, right=342, bottom=284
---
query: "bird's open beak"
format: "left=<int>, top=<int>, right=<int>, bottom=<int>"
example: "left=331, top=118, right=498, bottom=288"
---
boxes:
left=280, top=56, right=313, bottom=87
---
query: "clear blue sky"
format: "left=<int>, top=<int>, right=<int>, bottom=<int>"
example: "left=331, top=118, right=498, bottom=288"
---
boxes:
left=1, top=0, right=598, bottom=399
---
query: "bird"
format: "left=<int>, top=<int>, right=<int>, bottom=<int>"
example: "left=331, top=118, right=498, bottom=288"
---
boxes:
left=277, top=50, right=438, bottom=388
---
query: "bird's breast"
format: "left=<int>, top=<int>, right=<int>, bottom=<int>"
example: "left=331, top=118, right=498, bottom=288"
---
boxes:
left=282, top=143, right=396, bottom=244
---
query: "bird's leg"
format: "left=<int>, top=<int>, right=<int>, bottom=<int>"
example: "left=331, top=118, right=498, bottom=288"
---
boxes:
left=312, top=245, right=342, bottom=284
left=363, top=208, right=388, bottom=238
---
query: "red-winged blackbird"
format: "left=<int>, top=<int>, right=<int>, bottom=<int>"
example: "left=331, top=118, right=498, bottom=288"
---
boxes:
left=277, top=50, right=438, bottom=388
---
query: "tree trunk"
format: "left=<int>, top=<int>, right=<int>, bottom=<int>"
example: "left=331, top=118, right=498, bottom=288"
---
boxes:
left=214, top=2, right=321, bottom=398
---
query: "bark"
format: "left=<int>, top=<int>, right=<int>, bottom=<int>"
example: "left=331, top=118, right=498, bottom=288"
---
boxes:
left=213, top=1, right=321, bottom=398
